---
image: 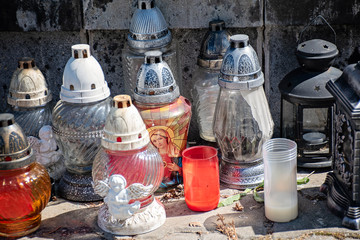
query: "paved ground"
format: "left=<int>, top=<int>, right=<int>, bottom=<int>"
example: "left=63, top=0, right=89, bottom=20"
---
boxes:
left=16, top=168, right=360, bottom=240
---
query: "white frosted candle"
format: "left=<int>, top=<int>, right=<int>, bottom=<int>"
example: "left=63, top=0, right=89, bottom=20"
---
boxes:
left=263, top=138, right=298, bottom=222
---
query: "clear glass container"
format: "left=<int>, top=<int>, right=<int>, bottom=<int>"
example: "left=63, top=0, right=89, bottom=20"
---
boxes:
left=10, top=105, right=52, bottom=138
left=52, top=98, right=112, bottom=174
left=122, top=0, right=181, bottom=96
left=263, top=138, right=298, bottom=222
left=214, top=34, right=274, bottom=189
left=192, top=20, right=230, bottom=142
left=192, top=68, right=220, bottom=142
left=52, top=44, right=112, bottom=201
left=214, top=87, right=273, bottom=162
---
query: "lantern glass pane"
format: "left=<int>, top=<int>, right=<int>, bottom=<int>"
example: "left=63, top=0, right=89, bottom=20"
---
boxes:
left=302, top=107, right=329, bottom=154
left=281, top=99, right=296, bottom=139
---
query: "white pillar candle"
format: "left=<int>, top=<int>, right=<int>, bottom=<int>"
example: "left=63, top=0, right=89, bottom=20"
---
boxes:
left=263, top=138, right=298, bottom=222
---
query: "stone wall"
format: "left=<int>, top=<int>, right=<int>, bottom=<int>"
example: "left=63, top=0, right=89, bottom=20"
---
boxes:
left=1, top=0, right=360, bottom=142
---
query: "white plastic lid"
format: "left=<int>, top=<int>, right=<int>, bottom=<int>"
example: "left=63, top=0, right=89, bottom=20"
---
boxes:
left=102, top=95, right=150, bottom=151
left=60, top=44, right=110, bottom=103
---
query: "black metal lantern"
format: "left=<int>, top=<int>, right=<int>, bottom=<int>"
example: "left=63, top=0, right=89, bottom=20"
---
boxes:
left=279, top=27, right=341, bottom=168
left=321, top=62, right=360, bottom=229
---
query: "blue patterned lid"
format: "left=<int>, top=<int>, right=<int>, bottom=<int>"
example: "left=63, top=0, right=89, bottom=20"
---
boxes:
left=134, top=51, right=180, bottom=104
left=218, top=34, right=264, bottom=90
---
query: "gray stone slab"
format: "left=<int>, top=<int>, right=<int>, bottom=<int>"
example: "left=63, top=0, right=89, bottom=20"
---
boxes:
left=88, top=30, right=127, bottom=96
left=0, top=0, right=82, bottom=31
left=83, top=0, right=263, bottom=30
left=0, top=31, right=86, bottom=113
left=265, top=0, right=360, bottom=26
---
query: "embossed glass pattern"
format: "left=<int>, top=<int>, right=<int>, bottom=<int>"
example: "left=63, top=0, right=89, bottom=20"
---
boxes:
left=52, top=98, right=112, bottom=174
left=123, top=44, right=180, bottom=97
left=10, top=105, right=52, bottom=138
left=0, top=162, right=51, bottom=238
left=93, top=144, right=163, bottom=207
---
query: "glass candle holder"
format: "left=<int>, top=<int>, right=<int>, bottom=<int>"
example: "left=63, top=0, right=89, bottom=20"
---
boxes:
left=122, top=0, right=181, bottom=97
left=182, top=146, right=220, bottom=211
left=52, top=44, right=111, bottom=201
left=0, top=113, right=51, bottom=238
left=7, top=58, right=52, bottom=138
left=134, top=51, right=192, bottom=190
left=192, top=20, right=230, bottom=142
left=92, top=95, right=165, bottom=235
left=263, top=138, right=298, bottom=222
left=214, top=34, right=274, bottom=189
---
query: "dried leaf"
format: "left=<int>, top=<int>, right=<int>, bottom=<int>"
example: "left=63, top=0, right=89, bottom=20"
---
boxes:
left=189, top=222, right=202, bottom=227
left=233, top=202, right=244, bottom=211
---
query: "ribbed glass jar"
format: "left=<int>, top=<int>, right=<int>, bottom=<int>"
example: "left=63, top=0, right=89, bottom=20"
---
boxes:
left=93, top=144, right=163, bottom=207
left=0, top=162, right=51, bottom=238
left=10, top=105, right=52, bottom=138
left=52, top=98, right=112, bottom=174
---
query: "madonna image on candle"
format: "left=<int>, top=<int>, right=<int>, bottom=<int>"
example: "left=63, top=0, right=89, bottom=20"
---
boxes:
left=149, top=127, right=182, bottom=188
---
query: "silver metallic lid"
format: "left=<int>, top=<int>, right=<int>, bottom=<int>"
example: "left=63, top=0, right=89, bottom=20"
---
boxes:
left=134, top=51, right=180, bottom=104
left=127, top=0, right=172, bottom=50
left=0, top=113, right=35, bottom=170
left=197, top=20, right=231, bottom=70
left=61, top=44, right=111, bottom=104
left=8, top=57, right=52, bottom=108
left=102, top=95, right=150, bottom=151
left=218, top=34, right=264, bottom=90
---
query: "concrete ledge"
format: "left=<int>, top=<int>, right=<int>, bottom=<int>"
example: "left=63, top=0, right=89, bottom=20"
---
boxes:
left=21, top=170, right=358, bottom=240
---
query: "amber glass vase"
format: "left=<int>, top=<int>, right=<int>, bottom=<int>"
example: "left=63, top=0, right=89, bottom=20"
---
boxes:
left=0, top=162, right=51, bottom=238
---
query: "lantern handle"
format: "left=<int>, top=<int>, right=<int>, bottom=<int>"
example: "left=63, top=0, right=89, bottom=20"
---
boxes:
left=298, top=15, right=336, bottom=45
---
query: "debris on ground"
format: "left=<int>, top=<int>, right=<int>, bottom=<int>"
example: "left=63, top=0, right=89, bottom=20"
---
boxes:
left=233, top=202, right=244, bottom=211
left=216, top=214, right=238, bottom=240
left=189, top=222, right=202, bottom=227
left=160, top=184, right=184, bottom=202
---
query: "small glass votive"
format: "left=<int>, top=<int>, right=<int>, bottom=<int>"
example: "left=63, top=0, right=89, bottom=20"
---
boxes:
left=263, top=138, right=298, bottom=222
left=182, top=146, right=220, bottom=211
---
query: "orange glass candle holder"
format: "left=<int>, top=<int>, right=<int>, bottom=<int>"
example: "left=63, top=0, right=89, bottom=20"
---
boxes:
left=182, top=146, right=220, bottom=211
left=0, top=113, right=51, bottom=238
left=133, top=51, right=191, bottom=189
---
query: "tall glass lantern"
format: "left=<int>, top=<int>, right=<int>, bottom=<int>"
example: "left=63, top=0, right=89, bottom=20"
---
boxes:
left=278, top=34, right=341, bottom=168
left=7, top=58, right=52, bottom=138
left=133, top=51, right=191, bottom=190
left=213, top=35, right=274, bottom=189
left=122, top=0, right=181, bottom=97
left=52, top=44, right=112, bottom=201
left=192, top=20, right=230, bottom=142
